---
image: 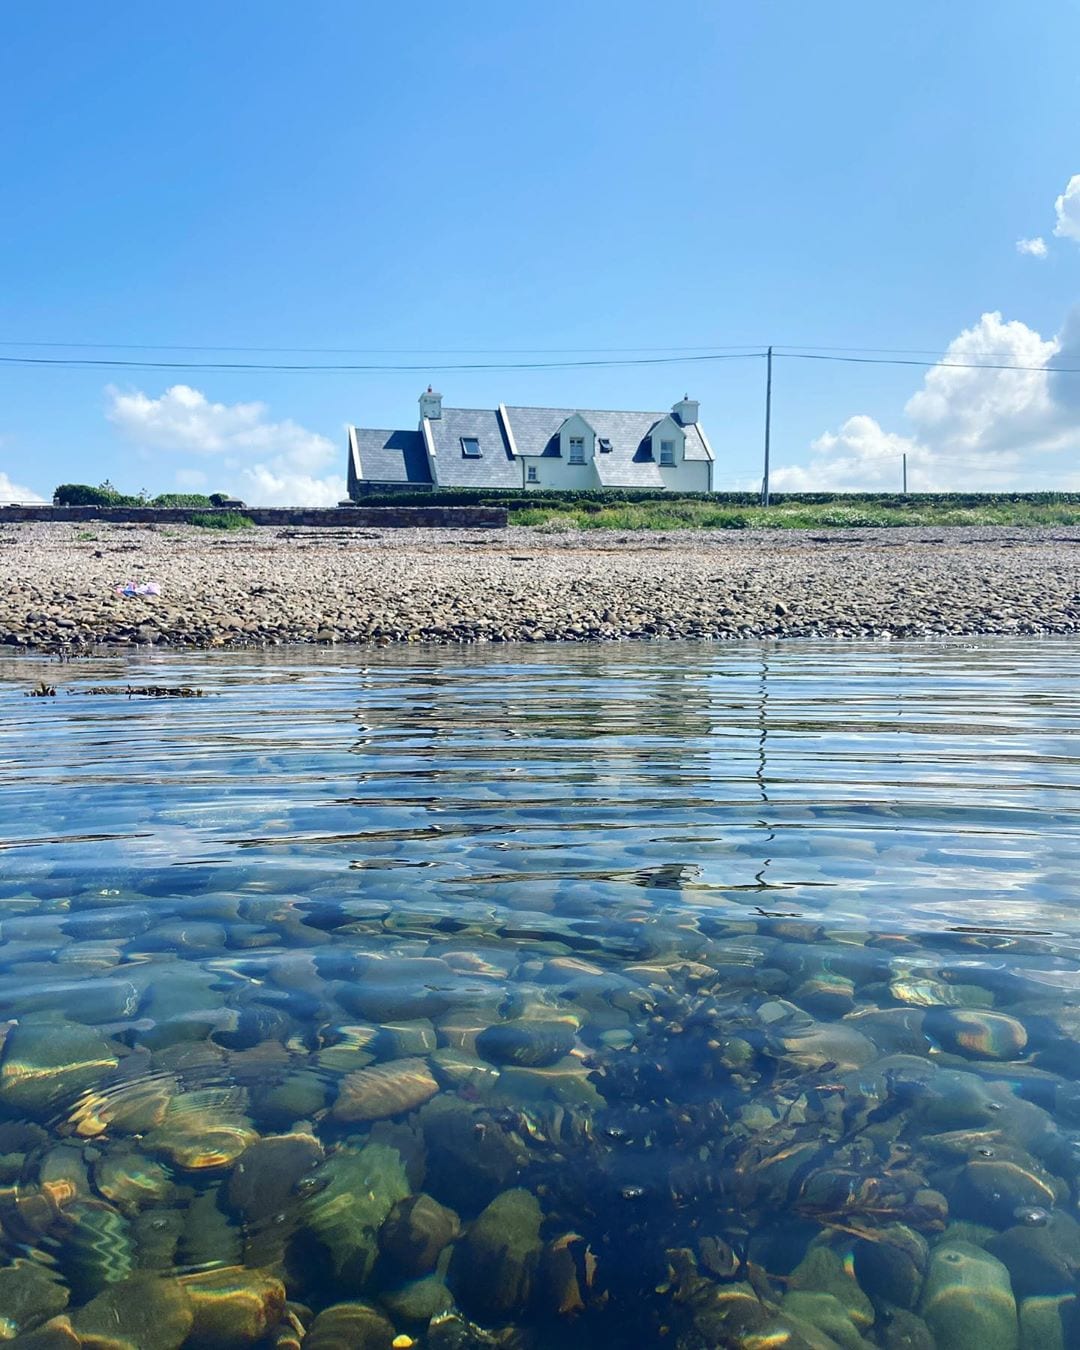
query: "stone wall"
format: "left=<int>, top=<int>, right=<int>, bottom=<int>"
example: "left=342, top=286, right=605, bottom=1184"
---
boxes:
left=0, top=505, right=507, bottom=529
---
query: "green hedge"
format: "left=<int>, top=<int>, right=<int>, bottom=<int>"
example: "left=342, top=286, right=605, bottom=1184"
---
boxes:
left=351, top=488, right=1080, bottom=510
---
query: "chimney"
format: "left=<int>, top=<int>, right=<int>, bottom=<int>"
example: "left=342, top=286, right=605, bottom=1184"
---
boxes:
left=672, top=394, right=699, bottom=426
left=419, top=386, right=443, bottom=420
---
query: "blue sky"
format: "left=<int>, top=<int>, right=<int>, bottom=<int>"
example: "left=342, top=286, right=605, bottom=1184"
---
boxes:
left=2, top=1, right=1080, bottom=502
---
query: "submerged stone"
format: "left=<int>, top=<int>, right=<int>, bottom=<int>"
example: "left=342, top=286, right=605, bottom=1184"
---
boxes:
left=1018, top=1293, right=1075, bottom=1350
left=0, top=1021, right=118, bottom=1117
left=379, top=1193, right=461, bottom=1274
left=448, top=1188, right=543, bottom=1318
left=854, top=1225, right=929, bottom=1310
left=919, top=1241, right=1018, bottom=1350
left=788, top=1246, right=874, bottom=1329
left=304, top=1302, right=395, bottom=1350
left=780, top=1290, right=867, bottom=1349
left=475, top=1017, right=577, bottom=1068
left=94, top=1147, right=175, bottom=1213
left=418, top=1097, right=524, bottom=1210
left=71, top=1274, right=193, bottom=1350
left=302, top=1142, right=410, bottom=1284
left=380, top=1274, right=455, bottom=1324
left=179, top=1266, right=286, bottom=1348
left=927, top=1009, right=1029, bottom=1062
left=0, top=1261, right=69, bottom=1338
left=58, top=1200, right=134, bottom=1304
left=332, top=1057, right=439, bottom=1123
left=225, top=1129, right=324, bottom=1224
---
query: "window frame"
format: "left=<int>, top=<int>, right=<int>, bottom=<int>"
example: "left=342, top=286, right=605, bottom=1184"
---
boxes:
left=568, top=436, right=586, bottom=465
left=526, top=465, right=538, bottom=483
left=460, top=436, right=482, bottom=459
left=659, top=439, right=676, bottom=466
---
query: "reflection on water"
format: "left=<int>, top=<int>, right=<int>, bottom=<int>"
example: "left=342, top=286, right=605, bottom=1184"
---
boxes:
left=1, top=640, right=1079, bottom=1348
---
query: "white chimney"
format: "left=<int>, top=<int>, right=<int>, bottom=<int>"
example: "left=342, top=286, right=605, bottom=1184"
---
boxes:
left=672, top=394, right=699, bottom=426
left=419, top=386, right=443, bottom=420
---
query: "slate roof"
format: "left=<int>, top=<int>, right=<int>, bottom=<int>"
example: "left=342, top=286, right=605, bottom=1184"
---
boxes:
left=349, top=402, right=712, bottom=490
left=351, top=428, right=431, bottom=484
left=502, top=406, right=712, bottom=486
left=424, top=408, right=520, bottom=488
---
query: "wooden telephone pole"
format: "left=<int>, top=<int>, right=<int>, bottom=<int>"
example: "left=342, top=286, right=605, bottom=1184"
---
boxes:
left=761, top=346, right=773, bottom=506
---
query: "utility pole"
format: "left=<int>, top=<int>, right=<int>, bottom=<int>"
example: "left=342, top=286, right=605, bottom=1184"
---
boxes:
left=761, top=345, right=773, bottom=507
left=902, top=452, right=907, bottom=495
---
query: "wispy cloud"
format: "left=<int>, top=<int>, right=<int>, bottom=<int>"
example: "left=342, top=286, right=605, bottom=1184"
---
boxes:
left=0, top=469, right=45, bottom=504
left=1054, top=173, right=1080, bottom=242
left=1016, top=236, right=1047, bottom=258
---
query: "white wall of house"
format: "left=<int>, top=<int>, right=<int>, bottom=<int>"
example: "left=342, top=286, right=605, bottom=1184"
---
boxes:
left=658, top=458, right=712, bottom=492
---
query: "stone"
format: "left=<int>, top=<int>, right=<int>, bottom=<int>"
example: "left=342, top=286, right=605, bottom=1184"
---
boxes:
left=788, top=1246, right=874, bottom=1329
left=1018, top=1293, right=1075, bottom=1350
left=143, top=1088, right=257, bottom=1172
left=954, top=1148, right=1062, bottom=1228
left=58, top=1200, right=134, bottom=1304
left=919, top=1241, right=1019, bottom=1350
left=303, top=1142, right=410, bottom=1283
left=854, top=1226, right=928, bottom=1310
left=304, top=1302, right=395, bottom=1350
left=93, top=1148, right=175, bottom=1213
left=255, top=1069, right=328, bottom=1126
left=4, top=1318, right=81, bottom=1349
left=880, top=1309, right=936, bottom=1349
left=378, top=1193, right=461, bottom=1274
left=332, top=1057, right=439, bottom=1123
left=926, top=1009, right=1028, bottom=1061
left=0, top=1020, right=118, bottom=1117
left=987, top=1211, right=1080, bottom=1297
left=225, top=1129, right=323, bottom=1224
left=448, top=1188, right=543, bottom=1318
left=376, top=1020, right=438, bottom=1058
left=71, top=1274, right=193, bottom=1350
left=0, top=1261, right=69, bottom=1338
left=380, top=1275, right=455, bottom=1323
left=475, top=1017, right=577, bottom=1068
left=418, top=1096, right=524, bottom=1210
left=780, top=1291, right=867, bottom=1349
left=179, top=1267, right=286, bottom=1348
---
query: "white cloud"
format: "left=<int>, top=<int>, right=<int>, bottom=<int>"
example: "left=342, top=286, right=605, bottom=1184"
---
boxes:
left=106, top=384, right=342, bottom=506
left=1054, top=174, right=1080, bottom=242
left=776, top=310, right=1080, bottom=492
left=0, top=470, right=45, bottom=504
left=1016, top=236, right=1047, bottom=258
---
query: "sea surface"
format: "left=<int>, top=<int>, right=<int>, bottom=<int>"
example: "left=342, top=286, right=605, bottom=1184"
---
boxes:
left=1, top=640, right=1079, bottom=1349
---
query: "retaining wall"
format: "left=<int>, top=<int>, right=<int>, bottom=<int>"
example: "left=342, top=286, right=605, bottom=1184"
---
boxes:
left=0, top=505, right=507, bottom=529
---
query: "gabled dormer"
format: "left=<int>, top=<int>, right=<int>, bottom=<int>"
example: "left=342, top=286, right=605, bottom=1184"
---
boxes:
left=554, top=413, right=596, bottom=464
left=647, top=414, right=686, bottom=467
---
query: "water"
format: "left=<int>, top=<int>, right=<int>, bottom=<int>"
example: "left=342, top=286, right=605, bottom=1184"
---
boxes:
left=1, top=640, right=1079, bottom=1348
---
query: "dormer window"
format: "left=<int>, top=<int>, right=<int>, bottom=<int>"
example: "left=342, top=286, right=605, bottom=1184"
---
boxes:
left=598, top=437, right=612, bottom=453
left=461, top=437, right=482, bottom=458
left=660, top=439, right=675, bottom=466
left=568, top=437, right=585, bottom=464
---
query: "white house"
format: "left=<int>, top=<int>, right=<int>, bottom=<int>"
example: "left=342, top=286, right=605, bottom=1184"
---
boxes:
left=347, top=391, right=716, bottom=496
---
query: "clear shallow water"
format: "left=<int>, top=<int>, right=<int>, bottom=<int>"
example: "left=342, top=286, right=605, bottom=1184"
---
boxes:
left=0, top=640, right=1079, bottom=1348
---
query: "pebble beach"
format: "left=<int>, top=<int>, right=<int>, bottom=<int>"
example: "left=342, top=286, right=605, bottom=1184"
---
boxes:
left=2, top=520, right=1079, bottom=651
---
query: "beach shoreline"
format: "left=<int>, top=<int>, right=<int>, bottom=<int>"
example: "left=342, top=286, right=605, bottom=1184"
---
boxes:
left=2, top=520, right=1079, bottom=651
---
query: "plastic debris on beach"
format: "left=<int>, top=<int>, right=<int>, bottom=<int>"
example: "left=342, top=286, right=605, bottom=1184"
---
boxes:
left=114, top=580, right=162, bottom=598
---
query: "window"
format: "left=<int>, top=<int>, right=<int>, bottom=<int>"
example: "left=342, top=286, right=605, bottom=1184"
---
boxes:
left=660, top=439, right=675, bottom=466
left=461, top=437, right=481, bottom=458
left=598, top=437, right=612, bottom=453
left=568, top=436, right=585, bottom=464
left=527, top=465, right=538, bottom=483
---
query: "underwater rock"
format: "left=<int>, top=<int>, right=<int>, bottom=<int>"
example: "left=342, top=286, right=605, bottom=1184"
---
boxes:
left=332, top=1057, right=439, bottom=1123
left=0, top=1261, right=69, bottom=1338
left=132, top=1207, right=184, bottom=1270
left=71, top=1273, right=193, bottom=1350
left=336, top=955, right=456, bottom=1022
left=1017, top=1293, right=1075, bottom=1350
left=418, top=1096, right=524, bottom=1210
left=179, top=1266, right=286, bottom=1348
left=179, top=1184, right=244, bottom=1270
left=314, top=1024, right=379, bottom=1074
left=254, top=1069, right=328, bottom=1127
left=376, top=1019, right=438, bottom=1058
left=93, top=1147, right=175, bottom=1213
left=4, top=1317, right=81, bottom=1349
left=70, top=1076, right=177, bottom=1138
left=986, top=1211, right=1080, bottom=1297
left=425, top=1312, right=501, bottom=1350
left=302, top=1142, right=410, bottom=1284
left=854, top=1225, right=929, bottom=1310
left=788, top=1246, right=874, bottom=1330
left=58, top=1200, right=134, bottom=1304
left=779, top=1291, right=868, bottom=1349
left=380, top=1274, right=455, bottom=1323
left=0, top=1020, right=118, bottom=1117
left=919, top=1241, right=1019, bottom=1350
left=143, top=1087, right=257, bottom=1171
left=448, top=1188, right=542, bottom=1318
left=475, top=1017, right=577, bottom=1068
left=953, top=1147, right=1063, bottom=1227
left=879, top=1308, right=935, bottom=1350
left=429, top=1048, right=501, bottom=1095
left=39, top=1144, right=92, bottom=1209
left=225, top=1129, right=324, bottom=1224
left=378, top=1193, right=461, bottom=1274
left=926, top=1009, right=1028, bottom=1062
left=776, top=1021, right=876, bottom=1071
left=303, top=1302, right=395, bottom=1350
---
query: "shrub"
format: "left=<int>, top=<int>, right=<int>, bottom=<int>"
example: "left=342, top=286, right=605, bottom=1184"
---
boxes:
left=190, top=512, right=255, bottom=530
left=151, top=493, right=214, bottom=508
left=53, top=482, right=138, bottom=506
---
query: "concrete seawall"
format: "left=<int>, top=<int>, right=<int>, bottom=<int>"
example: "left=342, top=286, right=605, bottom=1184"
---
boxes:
left=0, top=504, right=507, bottom=528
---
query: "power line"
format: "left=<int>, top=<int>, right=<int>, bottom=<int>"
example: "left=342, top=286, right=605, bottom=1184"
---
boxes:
left=782, top=351, right=1074, bottom=375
